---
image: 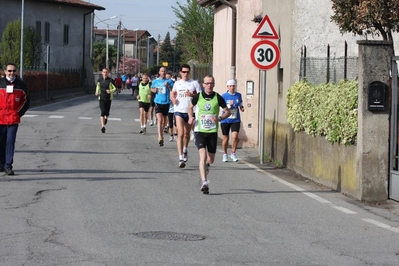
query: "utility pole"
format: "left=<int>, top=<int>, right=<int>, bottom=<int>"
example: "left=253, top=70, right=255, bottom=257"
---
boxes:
left=173, top=38, right=176, bottom=73
left=106, top=25, right=109, bottom=69
left=116, top=19, right=121, bottom=74
left=157, top=34, right=160, bottom=66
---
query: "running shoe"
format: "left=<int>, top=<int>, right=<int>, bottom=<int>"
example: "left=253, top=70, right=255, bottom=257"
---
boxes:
left=222, top=154, right=228, bottom=162
left=206, top=163, right=210, bottom=175
left=200, top=180, right=209, bottom=194
left=231, top=153, right=238, bottom=162
left=183, top=151, right=188, bottom=162
left=164, top=126, right=169, bottom=133
left=139, top=129, right=144, bottom=134
left=149, top=120, right=154, bottom=126
left=173, top=134, right=178, bottom=141
left=190, top=130, right=194, bottom=141
left=179, top=160, right=186, bottom=168
left=142, top=128, right=146, bottom=135
left=159, top=139, right=164, bottom=146
left=169, top=136, right=174, bottom=142
left=101, top=127, right=105, bottom=133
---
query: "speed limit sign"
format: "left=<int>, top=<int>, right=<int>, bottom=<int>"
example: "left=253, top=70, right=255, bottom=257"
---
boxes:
left=250, top=40, right=280, bottom=70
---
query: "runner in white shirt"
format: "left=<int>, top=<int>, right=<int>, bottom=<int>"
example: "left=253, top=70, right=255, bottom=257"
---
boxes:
left=170, top=64, right=201, bottom=168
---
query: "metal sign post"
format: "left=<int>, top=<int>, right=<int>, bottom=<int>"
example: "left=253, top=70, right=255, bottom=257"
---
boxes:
left=260, top=70, right=267, bottom=164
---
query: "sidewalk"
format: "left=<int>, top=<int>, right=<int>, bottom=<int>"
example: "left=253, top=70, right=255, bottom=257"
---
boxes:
left=238, top=147, right=399, bottom=216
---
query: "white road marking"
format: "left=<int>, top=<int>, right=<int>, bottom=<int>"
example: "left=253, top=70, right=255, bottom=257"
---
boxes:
left=247, top=162, right=331, bottom=204
left=24, top=115, right=38, bottom=117
left=108, top=118, right=121, bottom=121
left=48, top=115, right=65, bottom=118
left=78, top=117, right=92, bottom=120
left=244, top=160, right=399, bottom=235
left=331, top=205, right=357, bottom=214
left=363, top=219, right=399, bottom=234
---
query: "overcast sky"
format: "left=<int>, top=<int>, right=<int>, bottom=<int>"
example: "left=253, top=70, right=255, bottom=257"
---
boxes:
left=89, top=0, right=178, bottom=40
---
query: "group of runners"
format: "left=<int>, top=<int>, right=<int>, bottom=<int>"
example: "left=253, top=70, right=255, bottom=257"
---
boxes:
left=95, top=65, right=245, bottom=194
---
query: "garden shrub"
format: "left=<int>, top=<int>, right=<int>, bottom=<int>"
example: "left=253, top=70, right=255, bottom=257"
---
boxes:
left=286, top=80, right=358, bottom=145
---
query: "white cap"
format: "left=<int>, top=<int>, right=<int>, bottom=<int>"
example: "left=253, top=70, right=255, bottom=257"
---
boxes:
left=226, top=79, right=236, bottom=86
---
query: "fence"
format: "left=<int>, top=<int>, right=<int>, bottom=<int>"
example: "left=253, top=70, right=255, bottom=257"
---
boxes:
left=190, top=63, right=213, bottom=83
left=299, top=44, right=358, bottom=84
left=23, top=67, right=83, bottom=92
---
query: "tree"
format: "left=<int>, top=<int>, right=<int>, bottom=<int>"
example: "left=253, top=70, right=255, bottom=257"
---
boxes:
left=119, top=57, right=141, bottom=74
left=160, top=32, right=175, bottom=69
left=171, top=0, right=214, bottom=63
left=331, top=0, right=399, bottom=41
left=0, top=19, right=42, bottom=68
left=92, top=42, right=117, bottom=71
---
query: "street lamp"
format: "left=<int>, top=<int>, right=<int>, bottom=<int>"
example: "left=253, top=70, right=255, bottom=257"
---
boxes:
left=94, top=15, right=117, bottom=70
left=20, top=0, right=25, bottom=79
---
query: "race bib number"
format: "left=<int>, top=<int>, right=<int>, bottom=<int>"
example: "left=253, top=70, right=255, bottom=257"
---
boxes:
left=229, top=108, right=237, bottom=119
left=200, top=114, right=216, bottom=129
left=178, top=90, right=191, bottom=100
left=157, top=86, right=166, bottom=94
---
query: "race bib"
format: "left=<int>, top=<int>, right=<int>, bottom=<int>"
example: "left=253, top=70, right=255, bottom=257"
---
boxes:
left=178, top=90, right=191, bottom=100
left=229, top=108, right=237, bottom=119
left=157, top=87, right=166, bottom=94
left=200, top=114, right=217, bottom=129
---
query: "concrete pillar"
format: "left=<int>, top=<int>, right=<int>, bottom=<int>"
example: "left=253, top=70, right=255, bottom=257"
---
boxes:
left=357, top=40, right=393, bottom=201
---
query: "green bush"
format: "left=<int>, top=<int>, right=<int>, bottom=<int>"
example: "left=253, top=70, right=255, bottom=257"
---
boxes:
left=286, top=80, right=358, bottom=145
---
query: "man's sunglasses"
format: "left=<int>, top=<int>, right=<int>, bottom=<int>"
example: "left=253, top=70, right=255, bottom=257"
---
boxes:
left=7, top=70, right=17, bottom=72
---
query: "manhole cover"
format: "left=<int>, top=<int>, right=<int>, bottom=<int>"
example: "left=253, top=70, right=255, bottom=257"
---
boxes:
left=132, top=231, right=205, bottom=241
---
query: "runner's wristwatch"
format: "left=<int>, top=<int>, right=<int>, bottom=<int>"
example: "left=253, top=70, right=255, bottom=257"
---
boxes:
left=218, top=116, right=223, bottom=121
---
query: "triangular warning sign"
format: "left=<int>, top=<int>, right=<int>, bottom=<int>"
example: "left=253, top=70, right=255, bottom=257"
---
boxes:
left=252, top=15, right=279, bottom=39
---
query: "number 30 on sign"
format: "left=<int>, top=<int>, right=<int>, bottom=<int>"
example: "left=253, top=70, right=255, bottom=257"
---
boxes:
left=250, top=40, right=281, bottom=70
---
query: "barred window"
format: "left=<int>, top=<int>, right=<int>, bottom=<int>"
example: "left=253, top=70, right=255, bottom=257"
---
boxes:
left=63, top=24, right=69, bottom=45
left=36, top=21, right=41, bottom=39
left=44, top=22, right=50, bottom=43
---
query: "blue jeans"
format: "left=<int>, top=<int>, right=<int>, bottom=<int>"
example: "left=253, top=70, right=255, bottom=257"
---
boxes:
left=0, top=124, right=19, bottom=169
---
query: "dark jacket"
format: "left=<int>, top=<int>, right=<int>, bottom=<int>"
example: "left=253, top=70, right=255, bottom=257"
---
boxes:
left=0, top=76, right=30, bottom=125
left=96, top=76, right=116, bottom=101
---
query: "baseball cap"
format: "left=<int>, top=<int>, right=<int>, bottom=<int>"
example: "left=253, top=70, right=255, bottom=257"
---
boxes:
left=226, top=79, right=236, bottom=86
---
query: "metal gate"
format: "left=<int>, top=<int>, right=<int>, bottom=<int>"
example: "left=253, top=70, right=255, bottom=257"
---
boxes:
left=390, top=57, right=399, bottom=201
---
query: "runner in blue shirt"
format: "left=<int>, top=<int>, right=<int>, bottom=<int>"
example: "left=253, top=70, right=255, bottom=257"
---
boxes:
left=220, top=79, right=244, bottom=162
left=121, top=73, right=127, bottom=90
left=151, top=67, right=174, bottom=146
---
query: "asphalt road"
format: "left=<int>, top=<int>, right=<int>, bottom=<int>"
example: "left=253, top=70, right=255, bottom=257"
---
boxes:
left=1, top=89, right=399, bottom=266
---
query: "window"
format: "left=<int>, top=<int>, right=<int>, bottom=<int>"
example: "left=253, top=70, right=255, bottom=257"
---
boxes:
left=44, top=22, right=50, bottom=43
left=36, top=21, right=41, bottom=39
left=63, top=24, right=69, bottom=45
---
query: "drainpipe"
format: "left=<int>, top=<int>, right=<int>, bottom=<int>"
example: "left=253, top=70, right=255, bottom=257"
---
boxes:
left=83, top=10, right=93, bottom=88
left=219, top=0, right=237, bottom=80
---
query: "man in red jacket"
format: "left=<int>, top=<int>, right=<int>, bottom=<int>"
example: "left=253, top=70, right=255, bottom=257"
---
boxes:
left=0, top=63, right=30, bottom=175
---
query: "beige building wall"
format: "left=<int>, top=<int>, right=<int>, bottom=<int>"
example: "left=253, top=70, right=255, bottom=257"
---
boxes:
left=213, top=0, right=263, bottom=148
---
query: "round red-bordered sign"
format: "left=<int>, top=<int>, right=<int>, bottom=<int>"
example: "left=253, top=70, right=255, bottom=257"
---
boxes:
left=250, top=40, right=280, bottom=70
